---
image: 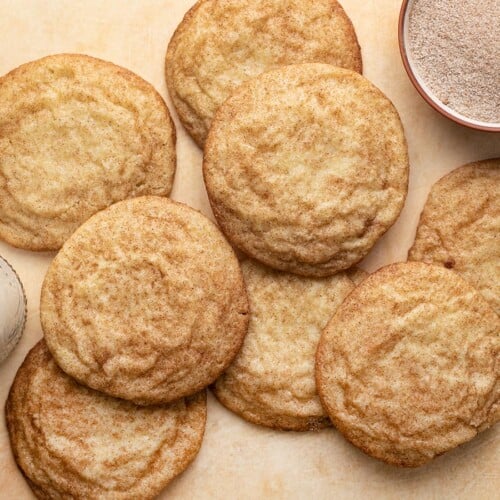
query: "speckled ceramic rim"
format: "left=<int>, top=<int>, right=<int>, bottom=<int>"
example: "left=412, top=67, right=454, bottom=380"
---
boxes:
left=0, top=256, right=27, bottom=363
left=398, top=0, right=500, bottom=133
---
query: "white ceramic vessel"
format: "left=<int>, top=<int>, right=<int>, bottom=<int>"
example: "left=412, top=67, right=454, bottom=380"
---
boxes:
left=0, top=256, right=27, bottom=364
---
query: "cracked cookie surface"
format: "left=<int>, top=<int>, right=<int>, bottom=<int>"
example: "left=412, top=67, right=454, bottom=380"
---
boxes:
left=165, top=0, right=361, bottom=147
left=214, top=259, right=354, bottom=430
left=204, top=64, right=409, bottom=276
left=0, top=54, right=176, bottom=251
left=408, top=159, right=500, bottom=314
left=6, top=341, right=207, bottom=500
left=316, top=262, right=500, bottom=467
left=41, top=196, right=249, bottom=405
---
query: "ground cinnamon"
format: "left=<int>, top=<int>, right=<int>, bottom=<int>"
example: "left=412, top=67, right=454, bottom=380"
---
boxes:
left=407, top=0, right=499, bottom=124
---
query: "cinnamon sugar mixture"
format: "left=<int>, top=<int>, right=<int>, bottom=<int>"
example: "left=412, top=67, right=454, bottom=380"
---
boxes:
left=407, top=0, right=499, bottom=124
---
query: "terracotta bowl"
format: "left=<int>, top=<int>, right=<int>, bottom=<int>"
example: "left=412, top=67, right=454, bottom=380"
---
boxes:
left=398, top=0, right=500, bottom=133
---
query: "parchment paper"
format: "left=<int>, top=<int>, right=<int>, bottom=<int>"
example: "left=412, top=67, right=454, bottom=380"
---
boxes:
left=0, top=1, right=499, bottom=498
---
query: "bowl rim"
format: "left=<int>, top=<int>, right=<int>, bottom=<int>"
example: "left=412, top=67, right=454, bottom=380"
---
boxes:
left=398, top=0, right=500, bottom=133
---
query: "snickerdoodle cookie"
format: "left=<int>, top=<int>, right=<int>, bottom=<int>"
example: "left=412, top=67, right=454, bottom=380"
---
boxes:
left=316, top=262, right=499, bottom=467
left=408, top=159, right=500, bottom=314
left=6, top=341, right=206, bottom=499
left=41, top=196, right=248, bottom=405
left=165, top=0, right=362, bottom=147
left=214, top=259, right=354, bottom=430
left=204, top=64, right=409, bottom=277
left=0, top=54, right=176, bottom=251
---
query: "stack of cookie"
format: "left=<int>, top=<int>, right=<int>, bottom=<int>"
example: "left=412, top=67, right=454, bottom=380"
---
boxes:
left=166, top=0, right=498, bottom=467
left=7, top=196, right=249, bottom=498
left=1, top=0, right=498, bottom=498
left=1, top=52, right=247, bottom=497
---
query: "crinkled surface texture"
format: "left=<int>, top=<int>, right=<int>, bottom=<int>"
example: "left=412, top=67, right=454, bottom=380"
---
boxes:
left=5, top=341, right=207, bottom=500
left=41, top=196, right=249, bottom=405
left=204, top=64, right=409, bottom=276
left=316, top=262, right=500, bottom=467
left=0, top=54, right=176, bottom=251
left=165, top=0, right=362, bottom=147
left=214, top=259, right=354, bottom=430
left=408, top=159, right=500, bottom=314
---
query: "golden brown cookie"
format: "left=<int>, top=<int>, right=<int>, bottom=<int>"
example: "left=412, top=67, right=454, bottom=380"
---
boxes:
left=0, top=54, right=176, bottom=251
left=316, top=262, right=500, bottom=467
left=165, top=0, right=362, bottom=147
left=41, top=196, right=249, bottom=405
left=204, top=64, right=409, bottom=277
left=6, top=341, right=207, bottom=500
left=214, top=259, right=354, bottom=430
left=408, top=159, right=500, bottom=314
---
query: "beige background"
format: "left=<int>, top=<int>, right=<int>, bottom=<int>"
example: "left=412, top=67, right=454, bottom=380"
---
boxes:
left=0, top=0, right=499, bottom=498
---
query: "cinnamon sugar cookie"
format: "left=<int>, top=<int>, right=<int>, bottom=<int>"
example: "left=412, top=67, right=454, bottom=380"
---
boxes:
left=41, top=196, right=248, bottom=405
left=214, top=259, right=354, bottom=430
left=0, top=54, right=176, bottom=251
left=204, top=64, right=409, bottom=276
left=6, top=341, right=206, bottom=499
left=409, top=159, right=500, bottom=314
left=316, top=262, right=499, bottom=467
